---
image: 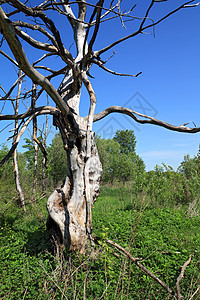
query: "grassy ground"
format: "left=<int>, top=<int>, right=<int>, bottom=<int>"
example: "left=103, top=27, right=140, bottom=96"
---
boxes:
left=0, top=185, right=199, bottom=299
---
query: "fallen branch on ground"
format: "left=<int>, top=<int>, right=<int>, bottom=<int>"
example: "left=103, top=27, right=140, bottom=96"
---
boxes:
left=106, top=239, right=174, bottom=297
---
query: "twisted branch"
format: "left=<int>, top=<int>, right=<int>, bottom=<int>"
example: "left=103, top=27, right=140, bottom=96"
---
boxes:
left=106, top=239, right=174, bottom=296
left=0, top=6, right=70, bottom=116
left=5, top=0, right=73, bottom=65
left=95, top=0, right=198, bottom=56
left=0, top=105, right=59, bottom=121
left=93, top=105, right=200, bottom=133
left=176, top=256, right=192, bottom=300
left=93, top=60, right=142, bottom=77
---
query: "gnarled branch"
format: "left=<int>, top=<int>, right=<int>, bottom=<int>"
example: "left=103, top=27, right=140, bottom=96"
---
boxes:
left=33, top=52, right=57, bottom=66
left=88, top=0, right=104, bottom=53
left=176, top=256, right=192, bottom=300
left=0, top=49, right=18, bottom=66
left=0, top=105, right=59, bottom=121
left=15, top=27, right=57, bottom=53
left=0, top=107, right=59, bottom=167
left=32, top=83, right=47, bottom=160
left=0, top=6, right=70, bottom=116
left=5, top=0, right=73, bottom=65
left=106, top=239, right=174, bottom=296
left=93, top=105, right=200, bottom=133
left=0, top=73, right=25, bottom=101
left=93, top=59, right=142, bottom=77
left=13, top=21, right=58, bottom=48
left=95, top=0, right=198, bottom=56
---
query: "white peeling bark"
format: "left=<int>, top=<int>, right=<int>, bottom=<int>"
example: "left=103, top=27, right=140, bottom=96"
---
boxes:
left=13, top=149, right=26, bottom=211
left=47, top=116, right=102, bottom=252
left=47, top=61, right=102, bottom=252
left=33, top=141, right=38, bottom=200
left=58, top=69, right=81, bottom=115
left=13, top=70, right=26, bottom=212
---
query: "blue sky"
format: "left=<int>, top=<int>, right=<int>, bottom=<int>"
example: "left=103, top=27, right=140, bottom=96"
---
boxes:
left=0, top=1, right=200, bottom=171
left=92, top=1, right=200, bottom=170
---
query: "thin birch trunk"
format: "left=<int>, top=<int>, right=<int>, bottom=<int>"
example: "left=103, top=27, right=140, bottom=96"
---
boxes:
left=33, top=141, right=38, bottom=199
left=13, top=69, right=26, bottom=211
left=32, top=83, right=38, bottom=201
left=42, top=133, right=47, bottom=193
left=42, top=96, right=49, bottom=194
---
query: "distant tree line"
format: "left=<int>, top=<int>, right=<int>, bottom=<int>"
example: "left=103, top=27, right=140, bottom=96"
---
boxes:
left=1, top=130, right=200, bottom=207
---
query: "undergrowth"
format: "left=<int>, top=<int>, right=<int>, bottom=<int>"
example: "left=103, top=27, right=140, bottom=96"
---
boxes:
left=0, top=185, right=200, bottom=299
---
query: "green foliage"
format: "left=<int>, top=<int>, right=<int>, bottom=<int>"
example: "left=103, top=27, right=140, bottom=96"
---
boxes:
left=92, top=186, right=200, bottom=299
left=142, top=152, right=200, bottom=208
left=20, top=133, right=67, bottom=192
left=113, top=129, right=136, bottom=155
left=22, top=138, right=36, bottom=171
left=47, top=133, right=68, bottom=186
left=0, top=196, right=53, bottom=300
left=178, top=152, right=200, bottom=202
left=96, top=137, right=121, bottom=183
left=0, top=144, right=13, bottom=178
left=0, top=145, right=26, bottom=205
left=178, top=146, right=200, bottom=179
left=96, top=130, right=145, bottom=184
left=1, top=186, right=199, bottom=300
left=144, top=164, right=192, bottom=206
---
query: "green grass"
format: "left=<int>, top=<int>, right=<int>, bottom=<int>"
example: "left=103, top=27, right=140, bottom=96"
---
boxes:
left=92, top=186, right=200, bottom=299
left=0, top=185, right=200, bottom=299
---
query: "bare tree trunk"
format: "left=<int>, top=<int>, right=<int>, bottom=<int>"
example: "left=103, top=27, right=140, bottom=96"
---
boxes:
left=47, top=69, right=102, bottom=252
left=47, top=123, right=102, bottom=252
left=32, top=83, right=38, bottom=200
left=33, top=141, right=38, bottom=199
left=13, top=149, right=26, bottom=211
left=13, top=70, right=26, bottom=211
left=42, top=96, right=49, bottom=194
left=42, top=140, right=46, bottom=193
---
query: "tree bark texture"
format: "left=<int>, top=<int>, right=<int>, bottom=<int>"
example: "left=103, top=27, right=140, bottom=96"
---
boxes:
left=47, top=70, right=102, bottom=252
left=47, top=120, right=102, bottom=252
left=13, top=149, right=26, bottom=211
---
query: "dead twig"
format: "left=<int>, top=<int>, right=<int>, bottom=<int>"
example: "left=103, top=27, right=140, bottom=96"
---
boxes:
left=189, top=285, right=200, bottom=300
left=106, top=239, right=174, bottom=297
left=176, top=256, right=192, bottom=300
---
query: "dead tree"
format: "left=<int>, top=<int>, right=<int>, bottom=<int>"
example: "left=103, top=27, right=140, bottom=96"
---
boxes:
left=32, top=83, right=39, bottom=199
left=42, top=96, right=49, bottom=194
left=13, top=70, right=26, bottom=211
left=0, top=0, right=200, bottom=253
left=0, top=69, right=26, bottom=210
